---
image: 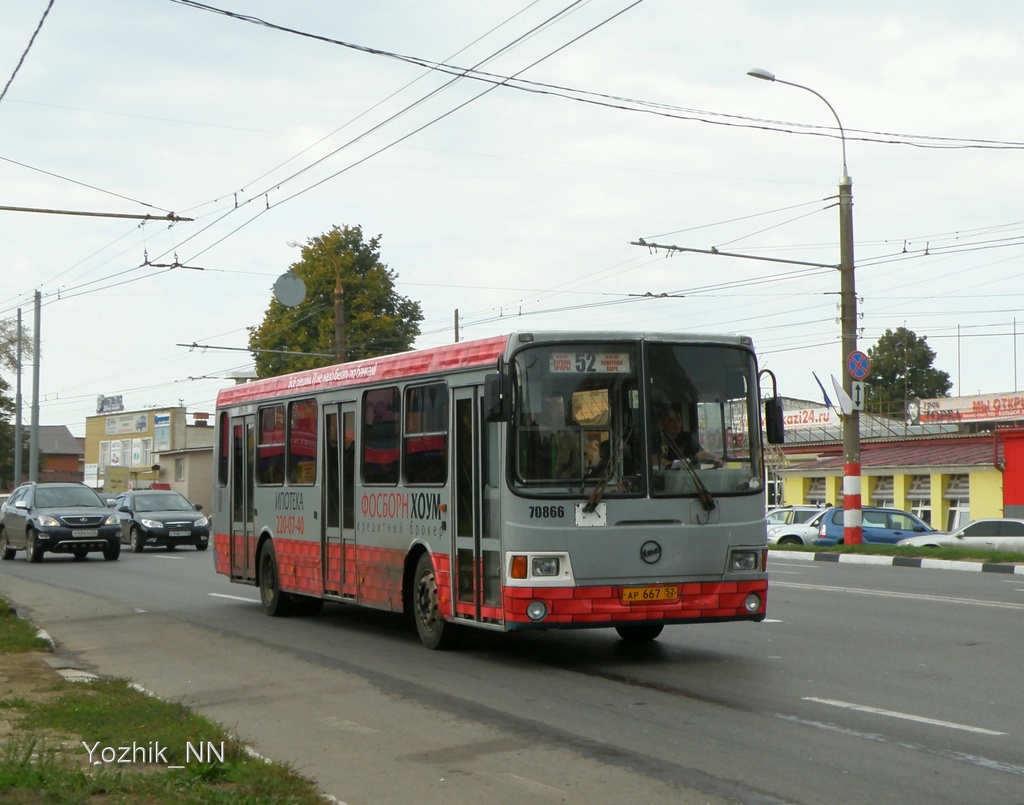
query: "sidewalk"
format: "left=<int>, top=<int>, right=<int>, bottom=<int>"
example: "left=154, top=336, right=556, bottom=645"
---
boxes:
left=770, top=549, right=1024, bottom=574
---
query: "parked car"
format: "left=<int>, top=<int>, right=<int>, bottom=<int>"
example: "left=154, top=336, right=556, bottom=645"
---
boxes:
left=0, top=482, right=121, bottom=562
left=768, top=508, right=829, bottom=546
left=814, top=506, right=936, bottom=546
left=898, top=518, right=1024, bottom=552
left=766, top=505, right=823, bottom=526
left=111, top=490, right=209, bottom=552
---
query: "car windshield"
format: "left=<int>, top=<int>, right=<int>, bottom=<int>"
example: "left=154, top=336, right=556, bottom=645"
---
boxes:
left=134, top=492, right=193, bottom=512
left=35, top=486, right=103, bottom=508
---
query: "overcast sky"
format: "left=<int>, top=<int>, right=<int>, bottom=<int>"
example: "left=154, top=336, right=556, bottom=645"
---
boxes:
left=3, top=1, right=1024, bottom=436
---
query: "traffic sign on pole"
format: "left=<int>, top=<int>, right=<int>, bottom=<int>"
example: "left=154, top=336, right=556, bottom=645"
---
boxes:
left=847, top=350, right=870, bottom=380
left=850, top=381, right=865, bottom=411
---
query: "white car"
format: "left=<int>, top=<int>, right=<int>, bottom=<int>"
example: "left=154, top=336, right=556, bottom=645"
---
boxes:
left=766, top=506, right=823, bottom=527
left=768, top=509, right=828, bottom=546
left=897, top=518, right=1024, bottom=552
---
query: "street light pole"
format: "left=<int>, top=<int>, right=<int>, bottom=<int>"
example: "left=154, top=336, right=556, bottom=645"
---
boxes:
left=747, top=68, right=862, bottom=544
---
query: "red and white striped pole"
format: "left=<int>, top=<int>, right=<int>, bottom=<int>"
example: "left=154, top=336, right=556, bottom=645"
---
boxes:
left=843, top=461, right=862, bottom=544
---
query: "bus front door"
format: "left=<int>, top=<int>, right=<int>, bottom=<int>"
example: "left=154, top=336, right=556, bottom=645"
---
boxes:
left=452, top=388, right=503, bottom=625
left=229, top=414, right=256, bottom=581
left=322, top=403, right=356, bottom=597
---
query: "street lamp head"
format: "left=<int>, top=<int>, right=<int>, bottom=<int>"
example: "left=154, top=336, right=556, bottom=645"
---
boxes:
left=744, top=67, right=849, bottom=182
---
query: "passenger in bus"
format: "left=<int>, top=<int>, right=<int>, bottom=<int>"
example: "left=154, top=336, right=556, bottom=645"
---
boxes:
left=588, top=439, right=611, bottom=478
left=655, top=404, right=723, bottom=469
left=539, top=397, right=582, bottom=480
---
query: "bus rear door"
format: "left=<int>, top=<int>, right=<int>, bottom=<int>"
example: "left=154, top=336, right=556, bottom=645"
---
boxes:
left=322, top=402, right=356, bottom=597
left=229, top=414, right=256, bottom=581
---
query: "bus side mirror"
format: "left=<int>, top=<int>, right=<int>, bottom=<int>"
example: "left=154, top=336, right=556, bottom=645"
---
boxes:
left=764, top=397, right=784, bottom=444
left=484, top=373, right=511, bottom=422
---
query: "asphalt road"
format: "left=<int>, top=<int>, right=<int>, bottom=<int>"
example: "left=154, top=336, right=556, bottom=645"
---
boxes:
left=1, top=547, right=1022, bottom=805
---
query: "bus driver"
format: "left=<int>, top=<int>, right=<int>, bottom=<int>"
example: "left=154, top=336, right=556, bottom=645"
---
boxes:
left=655, top=405, right=723, bottom=469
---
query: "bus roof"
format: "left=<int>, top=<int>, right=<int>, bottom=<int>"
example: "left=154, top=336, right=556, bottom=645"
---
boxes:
left=216, top=334, right=512, bottom=407
left=215, top=330, right=756, bottom=408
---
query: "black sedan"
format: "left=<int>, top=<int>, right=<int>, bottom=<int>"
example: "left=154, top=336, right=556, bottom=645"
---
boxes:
left=0, top=482, right=121, bottom=562
left=111, top=490, right=210, bottom=552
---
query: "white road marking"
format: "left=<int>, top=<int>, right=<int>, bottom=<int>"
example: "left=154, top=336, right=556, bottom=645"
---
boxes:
left=773, top=581, right=1024, bottom=610
left=803, top=697, right=1006, bottom=736
left=322, top=716, right=377, bottom=734
left=208, top=593, right=258, bottom=603
left=500, top=773, right=564, bottom=796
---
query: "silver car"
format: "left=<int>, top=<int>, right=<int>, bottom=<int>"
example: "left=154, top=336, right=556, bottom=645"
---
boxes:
left=768, top=509, right=828, bottom=546
left=766, top=506, right=823, bottom=527
left=898, top=518, right=1024, bottom=551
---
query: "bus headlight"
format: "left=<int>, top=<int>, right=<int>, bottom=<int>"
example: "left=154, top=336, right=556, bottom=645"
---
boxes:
left=744, top=593, right=762, bottom=613
left=526, top=601, right=548, bottom=621
left=730, top=550, right=759, bottom=572
left=531, top=557, right=559, bottom=577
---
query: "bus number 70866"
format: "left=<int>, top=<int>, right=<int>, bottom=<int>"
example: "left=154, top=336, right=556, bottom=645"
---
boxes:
left=529, top=506, right=565, bottom=519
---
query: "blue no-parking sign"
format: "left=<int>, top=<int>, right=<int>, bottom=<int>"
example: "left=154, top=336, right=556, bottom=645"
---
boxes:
left=847, top=350, right=870, bottom=380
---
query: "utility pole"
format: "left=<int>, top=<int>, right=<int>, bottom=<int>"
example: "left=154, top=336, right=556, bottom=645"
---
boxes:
left=838, top=164, right=861, bottom=544
left=29, top=291, right=40, bottom=483
left=748, top=68, right=862, bottom=544
left=14, top=309, right=22, bottom=486
left=333, top=271, right=346, bottom=362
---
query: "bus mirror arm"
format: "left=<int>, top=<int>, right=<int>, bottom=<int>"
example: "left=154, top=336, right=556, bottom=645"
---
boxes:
left=484, top=372, right=511, bottom=422
left=759, top=368, right=785, bottom=445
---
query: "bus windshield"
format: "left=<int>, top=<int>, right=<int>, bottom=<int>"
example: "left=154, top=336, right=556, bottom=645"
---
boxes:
left=512, top=340, right=762, bottom=498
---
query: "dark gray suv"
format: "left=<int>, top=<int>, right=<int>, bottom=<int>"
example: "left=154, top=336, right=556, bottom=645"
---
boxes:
left=0, top=482, right=121, bottom=562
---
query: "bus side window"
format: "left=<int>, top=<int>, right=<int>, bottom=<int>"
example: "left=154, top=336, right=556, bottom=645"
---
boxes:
left=362, top=387, right=400, bottom=484
left=257, top=405, right=285, bottom=485
left=404, top=383, right=448, bottom=485
left=287, top=399, right=317, bottom=485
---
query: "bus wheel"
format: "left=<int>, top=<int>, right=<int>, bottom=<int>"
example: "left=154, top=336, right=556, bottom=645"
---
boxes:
left=412, top=553, right=461, bottom=650
left=615, top=624, right=664, bottom=642
left=259, top=542, right=293, bottom=617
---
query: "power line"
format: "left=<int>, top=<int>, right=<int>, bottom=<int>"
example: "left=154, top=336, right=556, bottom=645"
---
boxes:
left=0, top=155, right=177, bottom=214
left=0, top=205, right=190, bottom=221
left=0, top=0, right=55, bottom=106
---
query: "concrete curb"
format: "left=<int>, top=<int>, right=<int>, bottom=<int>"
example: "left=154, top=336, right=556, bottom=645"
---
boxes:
left=770, top=549, right=1024, bottom=575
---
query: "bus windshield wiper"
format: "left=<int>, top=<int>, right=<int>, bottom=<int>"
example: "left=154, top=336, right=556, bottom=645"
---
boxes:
left=662, top=431, right=717, bottom=513
left=583, top=427, right=630, bottom=513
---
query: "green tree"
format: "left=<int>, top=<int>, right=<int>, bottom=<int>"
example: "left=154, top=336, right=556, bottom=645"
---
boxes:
left=0, top=375, right=27, bottom=489
left=0, top=316, right=34, bottom=488
left=248, top=225, right=424, bottom=378
left=0, top=316, right=35, bottom=371
left=865, top=327, right=952, bottom=415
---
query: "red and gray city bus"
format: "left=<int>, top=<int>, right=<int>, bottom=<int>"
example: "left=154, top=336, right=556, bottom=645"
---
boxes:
left=212, top=330, right=784, bottom=649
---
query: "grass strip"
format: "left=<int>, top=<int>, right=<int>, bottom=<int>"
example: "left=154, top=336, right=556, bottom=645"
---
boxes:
left=0, top=596, right=331, bottom=804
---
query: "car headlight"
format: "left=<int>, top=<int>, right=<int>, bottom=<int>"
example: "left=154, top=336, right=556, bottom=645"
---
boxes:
left=36, top=515, right=60, bottom=527
left=195, top=517, right=209, bottom=527
left=103, top=513, right=119, bottom=526
left=140, top=518, right=164, bottom=529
